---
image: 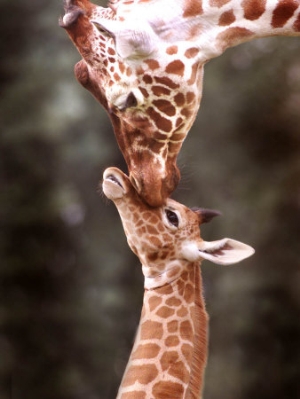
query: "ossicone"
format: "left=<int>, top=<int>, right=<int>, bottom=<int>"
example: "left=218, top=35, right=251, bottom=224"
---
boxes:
left=191, top=207, right=221, bottom=224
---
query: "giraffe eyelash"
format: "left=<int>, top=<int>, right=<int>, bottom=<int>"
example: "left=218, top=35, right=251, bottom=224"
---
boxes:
left=166, top=209, right=179, bottom=227
left=162, top=207, right=181, bottom=230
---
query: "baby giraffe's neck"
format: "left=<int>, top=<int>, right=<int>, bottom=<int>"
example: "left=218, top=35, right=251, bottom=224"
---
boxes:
left=117, top=262, right=208, bottom=399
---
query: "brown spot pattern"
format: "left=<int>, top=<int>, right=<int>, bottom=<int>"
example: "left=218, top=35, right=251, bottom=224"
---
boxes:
left=176, top=279, right=185, bottom=296
left=166, top=266, right=181, bottom=279
left=219, top=10, right=236, bottom=25
left=147, top=225, right=159, bottom=234
left=181, top=108, right=192, bottom=119
left=139, top=87, right=149, bottom=98
left=177, top=306, right=188, bottom=317
left=152, top=381, right=184, bottom=399
left=272, top=0, right=298, bottom=28
left=173, top=93, right=185, bottom=106
left=217, top=27, right=253, bottom=48
left=165, top=60, right=185, bottom=76
left=122, top=364, right=158, bottom=387
left=165, top=296, right=181, bottom=308
left=294, top=13, right=300, bottom=31
left=152, top=85, right=171, bottom=96
left=159, top=284, right=174, bottom=295
left=168, top=360, right=189, bottom=381
left=143, top=212, right=153, bottom=221
left=167, top=320, right=179, bottom=333
left=181, top=343, right=193, bottom=363
left=166, top=45, right=178, bottom=55
left=156, top=306, right=175, bottom=318
left=165, top=335, right=180, bottom=347
left=132, top=343, right=160, bottom=359
left=144, top=59, right=160, bottom=70
left=141, top=320, right=163, bottom=340
left=184, top=283, right=194, bottom=303
left=148, top=295, right=162, bottom=311
left=180, top=320, right=193, bottom=341
left=121, top=392, right=146, bottom=399
left=119, top=62, right=125, bottom=73
left=183, top=0, right=203, bottom=17
left=153, top=99, right=176, bottom=116
left=186, top=91, right=196, bottom=104
left=181, top=271, right=189, bottom=281
left=147, top=107, right=173, bottom=132
left=160, top=350, right=179, bottom=371
left=143, top=74, right=153, bottom=84
left=155, top=76, right=180, bottom=89
left=149, top=235, right=163, bottom=247
left=184, top=47, right=199, bottom=58
left=242, top=0, right=266, bottom=20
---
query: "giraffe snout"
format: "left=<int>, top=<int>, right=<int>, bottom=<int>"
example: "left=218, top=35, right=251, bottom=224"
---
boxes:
left=129, top=164, right=180, bottom=207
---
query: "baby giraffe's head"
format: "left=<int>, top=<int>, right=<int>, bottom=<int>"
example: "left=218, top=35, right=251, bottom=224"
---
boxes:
left=102, top=167, right=254, bottom=288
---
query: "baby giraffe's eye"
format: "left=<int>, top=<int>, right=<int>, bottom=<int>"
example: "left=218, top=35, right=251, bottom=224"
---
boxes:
left=165, top=209, right=179, bottom=228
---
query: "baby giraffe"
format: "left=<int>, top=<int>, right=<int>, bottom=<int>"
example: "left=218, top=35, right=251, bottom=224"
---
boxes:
left=102, top=167, right=254, bottom=399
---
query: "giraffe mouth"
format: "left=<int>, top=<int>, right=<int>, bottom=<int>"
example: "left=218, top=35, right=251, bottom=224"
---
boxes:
left=103, top=167, right=127, bottom=200
left=106, top=174, right=123, bottom=189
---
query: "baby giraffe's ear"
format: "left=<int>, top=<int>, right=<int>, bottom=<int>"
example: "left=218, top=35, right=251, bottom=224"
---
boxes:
left=198, top=238, right=255, bottom=265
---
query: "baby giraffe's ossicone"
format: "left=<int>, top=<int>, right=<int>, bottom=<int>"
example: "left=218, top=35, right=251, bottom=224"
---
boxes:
left=102, top=167, right=254, bottom=399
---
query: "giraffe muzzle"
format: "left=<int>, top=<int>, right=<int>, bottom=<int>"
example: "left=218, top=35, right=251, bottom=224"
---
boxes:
left=103, top=168, right=127, bottom=200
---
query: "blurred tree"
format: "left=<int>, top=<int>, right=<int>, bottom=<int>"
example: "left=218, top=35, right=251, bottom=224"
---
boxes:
left=0, top=1, right=142, bottom=398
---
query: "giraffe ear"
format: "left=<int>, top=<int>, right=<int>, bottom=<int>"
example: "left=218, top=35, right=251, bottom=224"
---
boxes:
left=91, top=19, right=156, bottom=59
left=197, top=238, right=255, bottom=265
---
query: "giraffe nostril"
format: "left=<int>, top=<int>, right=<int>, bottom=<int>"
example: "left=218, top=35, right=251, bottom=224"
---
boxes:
left=130, top=175, right=141, bottom=193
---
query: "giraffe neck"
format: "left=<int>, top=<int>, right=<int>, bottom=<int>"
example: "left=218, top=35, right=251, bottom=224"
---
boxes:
left=117, top=262, right=208, bottom=399
left=198, top=0, right=300, bottom=56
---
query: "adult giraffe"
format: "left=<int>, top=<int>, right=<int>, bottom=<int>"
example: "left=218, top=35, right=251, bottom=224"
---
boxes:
left=61, top=0, right=300, bottom=206
left=102, top=166, right=254, bottom=399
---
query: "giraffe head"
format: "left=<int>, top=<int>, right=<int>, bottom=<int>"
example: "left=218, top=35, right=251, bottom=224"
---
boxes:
left=102, top=167, right=254, bottom=288
left=61, top=0, right=206, bottom=206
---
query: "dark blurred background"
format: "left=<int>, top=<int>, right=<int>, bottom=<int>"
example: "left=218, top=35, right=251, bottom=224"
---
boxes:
left=1, top=1, right=300, bottom=398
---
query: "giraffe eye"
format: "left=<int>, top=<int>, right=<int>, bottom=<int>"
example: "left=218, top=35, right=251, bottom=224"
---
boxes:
left=165, top=209, right=179, bottom=228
